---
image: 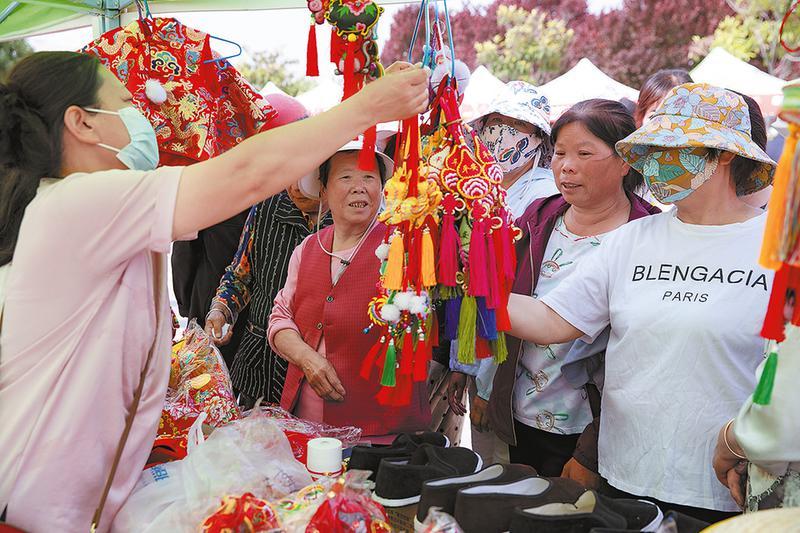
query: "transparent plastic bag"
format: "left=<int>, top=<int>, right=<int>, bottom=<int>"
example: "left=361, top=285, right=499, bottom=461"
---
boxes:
left=305, top=470, right=391, bottom=533
left=252, top=406, right=362, bottom=463
left=418, top=507, right=464, bottom=533
left=165, top=320, right=240, bottom=428
left=112, top=410, right=312, bottom=532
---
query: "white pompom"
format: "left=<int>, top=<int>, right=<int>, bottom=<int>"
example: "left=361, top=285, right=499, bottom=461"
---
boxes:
left=375, top=242, right=391, bottom=261
left=431, top=59, right=471, bottom=97
left=394, top=291, right=414, bottom=311
left=409, top=294, right=428, bottom=315
left=380, top=303, right=401, bottom=323
left=145, top=79, right=168, bottom=104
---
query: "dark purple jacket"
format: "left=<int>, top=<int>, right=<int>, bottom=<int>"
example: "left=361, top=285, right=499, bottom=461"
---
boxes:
left=488, top=192, right=661, bottom=446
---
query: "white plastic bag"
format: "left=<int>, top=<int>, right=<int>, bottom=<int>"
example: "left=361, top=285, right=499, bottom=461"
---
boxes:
left=112, top=410, right=312, bottom=532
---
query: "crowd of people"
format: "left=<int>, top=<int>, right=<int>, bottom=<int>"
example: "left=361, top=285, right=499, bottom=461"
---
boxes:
left=0, top=48, right=795, bottom=531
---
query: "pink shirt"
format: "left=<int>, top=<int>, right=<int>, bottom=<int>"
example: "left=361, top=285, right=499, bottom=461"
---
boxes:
left=0, top=167, right=185, bottom=532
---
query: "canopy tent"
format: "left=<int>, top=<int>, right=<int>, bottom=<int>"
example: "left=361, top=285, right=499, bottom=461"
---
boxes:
left=540, top=58, right=638, bottom=119
left=0, top=0, right=407, bottom=41
left=261, top=81, right=288, bottom=96
left=691, top=47, right=785, bottom=115
left=295, top=76, right=343, bottom=114
left=459, top=65, right=506, bottom=123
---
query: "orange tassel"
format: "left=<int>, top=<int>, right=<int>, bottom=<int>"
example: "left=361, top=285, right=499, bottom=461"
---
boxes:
left=761, top=124, right=798, bottom=269
left=384, top=231, right=405, bottom=291
left=421, top=227, right=436, bottom=288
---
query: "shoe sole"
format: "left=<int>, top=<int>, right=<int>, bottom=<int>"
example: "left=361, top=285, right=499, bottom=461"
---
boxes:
left=372, top=492, right=422, bottom=507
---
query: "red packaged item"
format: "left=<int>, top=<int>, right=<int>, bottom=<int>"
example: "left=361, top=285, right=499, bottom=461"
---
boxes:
left=305, top=472, right=391, bottom=533
left=201, top=493, right=281, bottom=532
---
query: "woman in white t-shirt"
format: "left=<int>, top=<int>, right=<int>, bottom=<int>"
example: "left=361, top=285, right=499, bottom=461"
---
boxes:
left=507, top=83, right=777, bottom=523
left=0, top=52, right=427, bottom=531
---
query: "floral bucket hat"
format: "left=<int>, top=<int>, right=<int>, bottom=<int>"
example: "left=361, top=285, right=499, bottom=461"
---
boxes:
left=616, top=82, right=776, bottom=196
left=470, top=80, right=552, bottom=136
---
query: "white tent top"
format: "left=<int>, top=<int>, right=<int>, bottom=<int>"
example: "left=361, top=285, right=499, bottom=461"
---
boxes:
left=294, top=76, right=343, bottom=115
left=460, top=65, right=507, bottom=123
left=540, top=58, right=639, bottom=117
left=261, top=81, right=288, bottom=96
left=691, top=47, right=785, bottom=97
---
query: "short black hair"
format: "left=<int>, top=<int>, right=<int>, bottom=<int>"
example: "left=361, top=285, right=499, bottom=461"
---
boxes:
left=319, top=151, right=387, bottom=188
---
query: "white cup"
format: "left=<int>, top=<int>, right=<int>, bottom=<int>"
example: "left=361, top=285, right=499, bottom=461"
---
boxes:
left=306, top=437, right=343, bottom=478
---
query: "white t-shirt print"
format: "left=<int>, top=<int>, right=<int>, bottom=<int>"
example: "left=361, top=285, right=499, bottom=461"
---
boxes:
left=541, top=210, right=772, bottom=512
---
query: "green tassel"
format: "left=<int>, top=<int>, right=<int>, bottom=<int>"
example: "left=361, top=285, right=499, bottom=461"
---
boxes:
left=380, top=261, right=387, bottom=276
left=380, top=339, right=397, bottom=387
left=753, top=349, right=778, bottom=406
left=491, top=332, right=508, bottom=365
left=457, top=295, right=477, bottom=364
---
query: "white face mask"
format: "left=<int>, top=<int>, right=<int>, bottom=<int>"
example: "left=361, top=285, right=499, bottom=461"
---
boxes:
left=85, top=106, right=160, bottom=171
left=481, top=123, right=542, bottom=174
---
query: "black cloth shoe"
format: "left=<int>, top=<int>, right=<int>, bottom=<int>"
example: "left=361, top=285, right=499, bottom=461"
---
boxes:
left=349, top=431, right=450, bottom=481
left=510, top=490, right=663, bottom=533
left=454, top=477, right=587, bottom=533
left=414, top=463, right=538, bottom=529
left=372, top=444, right=482, bottom=507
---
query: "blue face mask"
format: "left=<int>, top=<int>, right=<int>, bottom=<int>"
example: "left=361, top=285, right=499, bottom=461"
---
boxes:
left=85, top=106, right=159, bottom=171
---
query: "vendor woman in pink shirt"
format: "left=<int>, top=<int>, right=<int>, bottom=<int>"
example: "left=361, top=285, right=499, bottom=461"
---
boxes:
left=269, top=141, right=431, bottom=442
left=0, top=51, right=427, bottom=532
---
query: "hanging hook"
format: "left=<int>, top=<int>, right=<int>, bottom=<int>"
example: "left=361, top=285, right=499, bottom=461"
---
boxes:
left=204, top=35, right=244, bottom=65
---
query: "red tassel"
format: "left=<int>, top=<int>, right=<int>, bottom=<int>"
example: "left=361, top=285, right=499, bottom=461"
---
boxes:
left=430, top=312, right=440, bottom=348
left=495, top=288, right=512, bottom=332
left=306, top=23, right=319, bottom=77
left=476, top=337, right=492, bottom=359
left=330, top=29, right=337, bottom=63
left=406, top=227, right=421, bottom=291
left=499, top=219, right=516, bottom=282
left=761, top=263, right=790, bottom=342
left=399, top=331, right=415, bottom=375
left=360, top=338, right=387, bottom=381
left=468, top=219, right=489, bottom=297
left=376, top=374, right=413, bottom=406
left=406, top=118, right=421, bottom=197
left=438, top=211, right=460, bottom=286
left=343, top=36, right=358, bottom=100
left=358, top=125, right=377, bottom=171
left=486, top=229, right=501, bottom=309
left=412, top=334, right=430, bottom=382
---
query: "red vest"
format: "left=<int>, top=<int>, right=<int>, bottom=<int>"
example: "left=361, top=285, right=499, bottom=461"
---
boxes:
left=280, top=223, right=431, bottom=436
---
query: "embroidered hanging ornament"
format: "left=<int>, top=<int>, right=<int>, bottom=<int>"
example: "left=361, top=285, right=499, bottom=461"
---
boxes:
left=362, top=117, right=443, bottom=406
left=423, top=75, right=519, bottom=365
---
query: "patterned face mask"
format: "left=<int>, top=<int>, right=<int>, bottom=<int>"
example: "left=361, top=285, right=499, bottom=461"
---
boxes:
left=641, top=147, right=719, bottom=203
left=481, top=123, right=542, bottom=174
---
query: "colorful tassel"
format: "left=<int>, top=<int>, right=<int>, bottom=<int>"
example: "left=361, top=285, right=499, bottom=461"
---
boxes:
left=457, top=295, right=477, bottom=364
left=444, top=296, right=461, bottom=340
left=761, top=263, right=790, bottom=342
left=476, top=297, right=498, bottom=341
left=760, top=124, right=799, bottom=270
left=384, top=231, right=405, bottom=291
left=429, top=310, right=440, bottom=347
left=468, top=218, right=489, bottom=297
left=495, top=288, right=512, bottom=332
left=379, top=338, right=397, bottom=387
left=358, top=125, right=377, bottom=171
left=486, top=232, right=501, bottom=309
left=498, top=216, right=516, bottom=282
left=377, top=372, right=413, bottom=406
left=753, top=347, right=778, bottom=405
left=359, top=336, right=387, bottom=381
left=329, top=28, right=337, bottom=63
left=406, top=227, right=422, bottom=291
left=421, top=227, right=437, bottom=288
left=306, top=22, right=320, bottom=77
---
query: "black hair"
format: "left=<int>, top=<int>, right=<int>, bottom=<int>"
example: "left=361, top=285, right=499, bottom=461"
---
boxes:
left=635, top=69, right=693, bottom=127
left=551, top=99, right=644, bottom=195
left=0, top=52, right=103, bottom=266
left=318, top=151, right=387, bottom=188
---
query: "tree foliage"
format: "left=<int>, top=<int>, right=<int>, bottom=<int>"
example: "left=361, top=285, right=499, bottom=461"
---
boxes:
left=0, top=40, right=33, bottom=80
left=691, top=0, right=800, bottom=79
left=236, top=50, right=314, bottom=96
left=475, top=6, right=573, bottom=84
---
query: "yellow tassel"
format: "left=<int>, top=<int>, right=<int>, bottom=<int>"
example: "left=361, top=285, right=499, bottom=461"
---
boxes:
left=421, top=227, right=436, bottom=288
left=384, top=231, right=405, bottom=290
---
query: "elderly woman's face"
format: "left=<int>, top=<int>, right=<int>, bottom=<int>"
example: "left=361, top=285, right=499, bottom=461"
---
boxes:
left=551, top=121, right=629, bottom=208
left=322, top=151, right=382, bottom=227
